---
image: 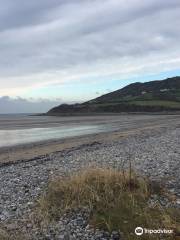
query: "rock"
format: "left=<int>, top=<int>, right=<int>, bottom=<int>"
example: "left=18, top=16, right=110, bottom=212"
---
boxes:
left=0, top=210, right=10, bottom=220
left=0, top=126, right=180, bottom=239
left=6, top=223, right=19, bottom=231
left=111, top=231, right=121, bottom=240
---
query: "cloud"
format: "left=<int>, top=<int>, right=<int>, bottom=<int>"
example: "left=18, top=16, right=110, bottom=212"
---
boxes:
left=0, top=0, right=180, bottom=97
left=0, top=96, right=63, bottom=113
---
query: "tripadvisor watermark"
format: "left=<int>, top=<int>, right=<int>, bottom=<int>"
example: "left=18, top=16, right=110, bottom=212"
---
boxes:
left=135, top=226, right=173, bottom=236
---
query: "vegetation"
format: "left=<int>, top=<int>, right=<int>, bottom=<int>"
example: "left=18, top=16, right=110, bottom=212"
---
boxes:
left=38, top=168, right=180, bottom=240
left=0, top=228, right=24, bottom=240
left=129, top=100, right=180, bottom=108
left=0, top=229, right=9, bottom=240
left=47, top=76, right=180, bottom=114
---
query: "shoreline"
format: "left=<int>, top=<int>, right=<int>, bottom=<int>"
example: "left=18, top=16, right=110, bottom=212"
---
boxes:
left=40, top=111, right=180, bottom=117
left=0, top=125, right=174, bottom=166
left=0, top=117, right=179, bottom=238
left=0, top=114, right=180, bottom=166
left=0, top=129, right=138, bottom=166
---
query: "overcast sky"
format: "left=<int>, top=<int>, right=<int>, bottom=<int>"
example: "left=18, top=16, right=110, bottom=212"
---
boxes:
left=0, top=0, right=180, bottom=113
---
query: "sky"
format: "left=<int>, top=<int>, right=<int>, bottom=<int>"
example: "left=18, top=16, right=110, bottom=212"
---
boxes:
left=0, top=0, right=180, bottom=113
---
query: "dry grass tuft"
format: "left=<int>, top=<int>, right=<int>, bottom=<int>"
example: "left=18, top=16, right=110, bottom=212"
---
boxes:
left=38, top=168, right=180, bottom=239
left=0, top=228, right=25, bottom=240
left=0, top=229, right=9, bottom=240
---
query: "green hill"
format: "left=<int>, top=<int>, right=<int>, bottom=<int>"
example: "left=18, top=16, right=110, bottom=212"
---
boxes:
left=47, top=76, right=180, bottom=115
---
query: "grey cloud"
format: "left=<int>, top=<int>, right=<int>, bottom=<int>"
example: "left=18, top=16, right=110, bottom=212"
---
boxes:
left=0, top=0, right=76, bottom=31
left=0, top=0, right=180, bottom=85
left=0, top=96, right=62, bottom=113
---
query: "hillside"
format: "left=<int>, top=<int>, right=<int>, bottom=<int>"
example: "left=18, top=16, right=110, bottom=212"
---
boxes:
left=47, top=76, right=180, bottom=115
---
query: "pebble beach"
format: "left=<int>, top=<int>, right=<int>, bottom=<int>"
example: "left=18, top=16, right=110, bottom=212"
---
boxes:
left=0, top=114, right=180, bottom=239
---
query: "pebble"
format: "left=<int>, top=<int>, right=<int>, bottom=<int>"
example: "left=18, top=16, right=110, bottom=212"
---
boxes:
left=0, top=126, right=179, bottom=239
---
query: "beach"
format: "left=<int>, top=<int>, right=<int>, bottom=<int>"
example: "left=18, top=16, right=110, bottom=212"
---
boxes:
left=0, top=114, right=180, bottom=165
left=0, top=114, right=180, bottom=239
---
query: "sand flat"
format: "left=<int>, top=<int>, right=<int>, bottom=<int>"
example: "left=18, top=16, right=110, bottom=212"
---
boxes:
left=0, top=114, right=180, bottom=165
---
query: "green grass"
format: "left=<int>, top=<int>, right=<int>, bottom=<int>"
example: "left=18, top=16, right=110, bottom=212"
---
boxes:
left=94, top=90, right=180, bottom=109
left=92, top=99, right=180, bottom=110
left=129, top=100, right=180, bottom=109
left=38, top=168, right=180, bottom=240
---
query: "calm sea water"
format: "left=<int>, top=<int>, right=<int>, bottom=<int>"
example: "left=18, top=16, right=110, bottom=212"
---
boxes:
left=0, top=114, right=115, bottom=148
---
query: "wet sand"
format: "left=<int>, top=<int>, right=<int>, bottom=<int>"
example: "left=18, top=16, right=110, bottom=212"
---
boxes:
left=0, top=114, right=179, bottom=165
left=0, top=114, right=180, bottom=239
